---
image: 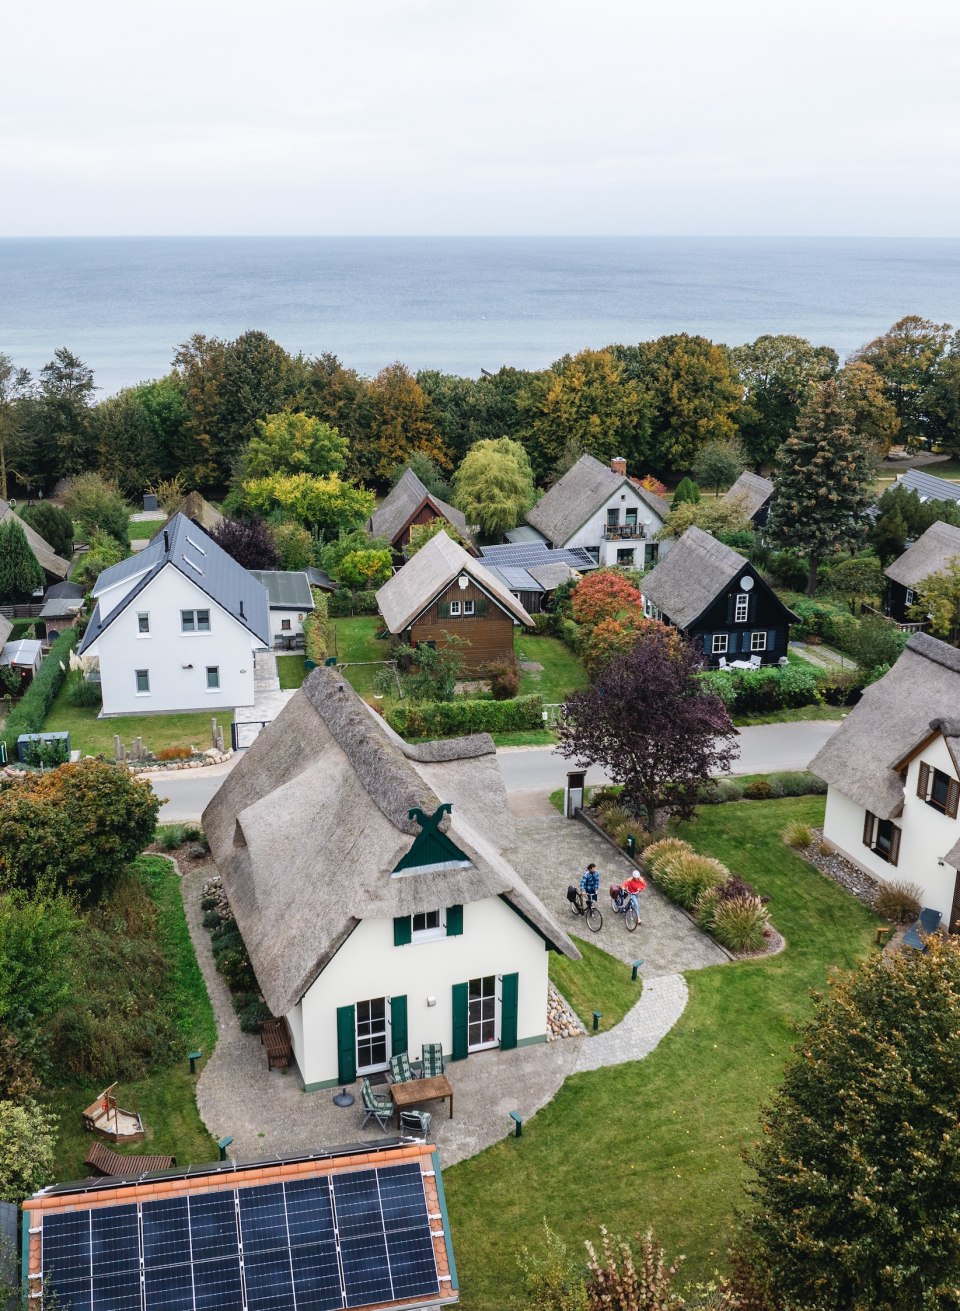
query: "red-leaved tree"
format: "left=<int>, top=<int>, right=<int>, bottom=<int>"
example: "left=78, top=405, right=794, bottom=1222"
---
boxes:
left=210, top=516, right=281, bottom=570
left=557, top=628, right=737, bottom=828
left=571, top=568, right=643, bottom=627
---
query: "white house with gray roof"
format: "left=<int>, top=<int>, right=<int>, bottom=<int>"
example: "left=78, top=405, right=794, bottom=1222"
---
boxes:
left=524, top=455, right=671, bottom=569
left=249, top=569, right=315, bottom=645
left=812, top=633, right=960, bottom=932
left=78, top=513, right=271, bottom=716
left=204, top=667, right=578, bottom=1090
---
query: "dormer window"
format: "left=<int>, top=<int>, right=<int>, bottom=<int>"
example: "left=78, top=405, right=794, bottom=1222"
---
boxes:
left=917, top=762, right=960, bottom=818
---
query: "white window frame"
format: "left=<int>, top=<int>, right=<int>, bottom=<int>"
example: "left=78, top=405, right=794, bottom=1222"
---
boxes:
left=463, top=599, right=475, bottom=616
left=181, top=608, right=211, bottom=633
left=712, top=634, right=729, bottom=654
left=750, top=631, right=767, bottom=652
left=356, top=996, right=390, bottom=1074
left=412, top=909, right=444, bottom=942
left=734, top=593, right=749, bottom=623
left=137, top=612, right=150, bottom=635
left=449, top=600, right=462, bottom=617
left=135, top=669, right=150, bottom=695
left=905, top=587, right=916, bottom=607
left=206, top=666, right=220, bottom=690
left=467, top=975, right=500, bottom=1052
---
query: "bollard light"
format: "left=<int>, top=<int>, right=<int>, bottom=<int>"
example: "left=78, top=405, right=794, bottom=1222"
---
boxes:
left=631, top=960, right=644, bottom=982
left=592, top=1011, right=602, bottom=1032
left=188, top=1050, right=202, bottom=1076
left=218, top=1135, right=234, bottom=1161
left=509, top=1111, right=523, bottom=1138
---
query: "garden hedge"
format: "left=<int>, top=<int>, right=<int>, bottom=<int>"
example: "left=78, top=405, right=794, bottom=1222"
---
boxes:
left=303, top=589, right=329, bottom=663
left=386, top=693, right=544, bottom=738
left=1, top=629, right=77, bottom=757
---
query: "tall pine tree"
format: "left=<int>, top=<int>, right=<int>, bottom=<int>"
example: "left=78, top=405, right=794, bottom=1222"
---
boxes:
left=767, top=378, right=876, bottom=594
left=0, top=519, right=45, bottom=603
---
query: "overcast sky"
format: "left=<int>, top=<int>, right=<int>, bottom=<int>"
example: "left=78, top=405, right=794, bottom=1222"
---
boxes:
left=3, top=0, right=959, bottom=237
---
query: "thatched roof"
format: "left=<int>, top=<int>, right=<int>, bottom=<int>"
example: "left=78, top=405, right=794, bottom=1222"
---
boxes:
left=811, top=633, right=960, bottom=833
left=377, top=530, right=533, bottom=634
left=526, top=454, right=668, bottom=547
left=640, top=526, right=766, bottom=630
left=166, top=491, right=224, bottom=533
left=885, top=521, right=960, bottom=588
left=367, top=469, right=473, bottom=546
left=0, top=501, right=70, bottom=581
left=0, top=616, right=11, bottom=648
left=203, top=667, right=579, bottom=1015
left=721, top=471, right=773, bottom=520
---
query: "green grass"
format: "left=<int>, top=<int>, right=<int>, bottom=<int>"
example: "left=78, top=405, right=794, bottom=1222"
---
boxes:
left=277, top=654, right=308, bottom=690
left=44, top=679, right=233, bottom=758
left=549, top=937, right=641, bottom=1032
left=445, top=796, right=880, bottom=1308
left=128, top=513, right=165, bottom=541
left=44, top=855, right=217, bottom=1181
left=331, top=616, right=392, bottom=696
left=730, top=702, right=846, bottom=727
left=490, top=728, right=555, bottom=747
left=515, top=632, right=589, bottom=705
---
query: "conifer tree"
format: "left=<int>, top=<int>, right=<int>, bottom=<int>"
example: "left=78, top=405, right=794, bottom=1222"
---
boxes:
left=766, top=378, right=875, bottom=595
left=672, top=476, right=701, bottom=505
left=0, top=519, right=44, bottom=603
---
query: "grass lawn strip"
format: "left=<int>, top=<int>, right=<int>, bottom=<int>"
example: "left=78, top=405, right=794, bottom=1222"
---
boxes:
left=445, top=796, right=879, bottom=1308
left=515, top=632, right=589, bottom=705
left=44, top=679, right=233, bottom=758
left=330, top=616, right=392, bottom=696
left=549, top=937, right=641, bottom=1033
left=44, top=855, right=217, bottom=1181
left=276, top=654, right=307, bottom=690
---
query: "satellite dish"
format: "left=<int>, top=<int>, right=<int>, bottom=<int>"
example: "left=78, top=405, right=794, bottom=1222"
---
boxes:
left=740, top=576, right=754, bottom=591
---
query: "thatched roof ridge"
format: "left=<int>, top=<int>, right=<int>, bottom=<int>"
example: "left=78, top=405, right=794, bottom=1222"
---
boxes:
left=204, top=667, right=577, bottom=1014
left=885, top=521, right=960, bottom=588
left=0, top=501, right=70, bottom=581
left=0, top=616, right=11, bottom=648
left=526, top=455, right=618, bottom=545
left=367, top=469, right=472, bottom=546
left=811, top=633, right=960, bottom=820
left=166, top=491, right=224, bottom=533
left=721, top=471, right=773, bottom=520
left=640, top=526, right=746, bottom=629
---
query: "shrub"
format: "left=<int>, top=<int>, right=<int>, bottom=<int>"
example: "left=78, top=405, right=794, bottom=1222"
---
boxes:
left=611, top=821, right=649, bottom=851
left=743, top=779, right=774, bottom=800
left=711, top=893, right=770, bottom=952
left=589, top=785, right=623, bottom=808
left=303, top=589, right=329, bottom=663
left=63, top=669, right=102, bottom=708
left=202, top=909, right=221, bottom=929
left=874, top=880, right=923, bottom=924
left=0, top=630, right=76, bottom=757
left=154, top=745, right=193, bottom=761
left=817, top=668, right=865, bottom=705
left=655, top=851, right=727, bottom=909
left=483, top=659, right=521, bottom=701
left=767, top=770, right=827, bottom=796
left=695, top=874, right=760, bottom=933
left=232, top=993, right=272, bottom=1034
left=782, top=820, right=813, bottom=848
left=643, top=837, right=693, bottom=873
left=699, top=669, right=738, bottom=708
left=200, top=895, right=218, bottom=912
left=63, top=472, right=130, bottom=546
left=0, top=1098, right=58, bottom=1202
left=386, top=694, right=543, bottom=738
left=329, top=587, right=354, bottom=617
left=560, top=618, right=582, bottom=653
left=354, top=589, right=379, bottom=614
left=766, top=550, right=808, bottom=591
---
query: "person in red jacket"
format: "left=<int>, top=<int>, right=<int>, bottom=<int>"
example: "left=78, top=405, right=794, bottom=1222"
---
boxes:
left=620, top=870, right=646, bottom=919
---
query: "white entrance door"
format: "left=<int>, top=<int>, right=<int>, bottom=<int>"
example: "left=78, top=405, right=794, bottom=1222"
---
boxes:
left=467, top=976, right=498, bottom=1051
left=356, top=996, right=389, bottom=1073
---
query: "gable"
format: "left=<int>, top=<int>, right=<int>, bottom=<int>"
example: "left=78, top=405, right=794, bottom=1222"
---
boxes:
left=687, top=562, right=796, bottom=632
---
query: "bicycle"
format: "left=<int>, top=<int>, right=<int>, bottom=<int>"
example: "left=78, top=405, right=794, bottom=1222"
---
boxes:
left=609, top=884, right=641, bottom=933
left=568, top=887, right=602, bottom=933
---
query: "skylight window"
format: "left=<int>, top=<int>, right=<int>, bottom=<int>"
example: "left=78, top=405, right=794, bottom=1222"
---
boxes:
left=182, top=555, right=204, bottom=576
left=186, top=536, right=207, bottom=555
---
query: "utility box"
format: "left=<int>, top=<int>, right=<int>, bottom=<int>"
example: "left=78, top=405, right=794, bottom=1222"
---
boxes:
left=564, top=769, right=587, bottom=819
left=143, top=493, right=159, bottom=511
left=17, top=731, right=70, bottom=764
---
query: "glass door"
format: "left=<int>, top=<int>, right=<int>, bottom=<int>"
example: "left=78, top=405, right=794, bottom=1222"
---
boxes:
left=468, top=976, right=498, bottom=1051
left=356, top=997, right=389, bottom=1072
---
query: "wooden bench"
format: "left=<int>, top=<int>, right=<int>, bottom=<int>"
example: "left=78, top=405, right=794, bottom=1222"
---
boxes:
left=259, top=1017, right=294, bottom=1070
left=84, top=1141, right=175, bottom=1177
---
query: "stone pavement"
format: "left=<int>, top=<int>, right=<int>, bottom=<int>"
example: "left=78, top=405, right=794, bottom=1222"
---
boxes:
left=233, top=650, right=296, bottom=740
left=574, top=975, right=687, bottom=1073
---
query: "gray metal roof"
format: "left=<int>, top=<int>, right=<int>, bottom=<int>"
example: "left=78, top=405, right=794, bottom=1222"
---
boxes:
left=39, top=598, right=83, bottom=618
left=249, top=570, right=315, bottom=610
left=896, top=468, right=960, bottom=506
left=44, top=580, right=86, bottom=601
left=505, top=524, right=548, bottom=544
left=0, top=639, right=42, bottom=666
left=79, top=513, right=271, bottom=654
left=480, top=542, right=598, bottom=569
left=305, top=566, right=337, bottom=591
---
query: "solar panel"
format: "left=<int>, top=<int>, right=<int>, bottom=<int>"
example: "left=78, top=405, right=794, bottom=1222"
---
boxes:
left=480, top=542, right=596, bottom=569
left=40, top=1160, right=441, bottom=1311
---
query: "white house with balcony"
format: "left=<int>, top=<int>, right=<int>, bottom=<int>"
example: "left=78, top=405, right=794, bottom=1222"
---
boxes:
left=811, top=632, right=960, bottom=933
left=78, top=513, right=271, bottom=716
left=519, top=455, right=671, bottom=568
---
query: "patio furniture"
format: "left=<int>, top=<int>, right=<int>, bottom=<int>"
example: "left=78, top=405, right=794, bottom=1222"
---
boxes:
left=84, top=1141, right=176, bottom=1177
left=749, top=654, right=762, bottom=668
left=903, top=906, right=942, bottom=951
left=399, top=1109, right=432, bottom=1138
left=389, top=1074, right=454, bottom=1126
left=421, top=1043, right=445, bottom=1078
left=360, top=1078, right=394, bottom=1131
left=389, top=1052, right=415, bottom=1083
left=259, top=1017, right=293, bottom=1070
left=718, top=657, right=730, bottom=671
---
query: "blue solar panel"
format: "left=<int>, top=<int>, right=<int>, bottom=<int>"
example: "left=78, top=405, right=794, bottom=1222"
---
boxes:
left=191, top=1255, right=244, bottom=1311
left=238, top=1184, right=288, bottom=1253
left=187, top=1192, right=239, bottom=1263
left=142, top=1197, right=190, bottom=1269
left=144, top=1260, right=194, bottom=1311
left=288, top=1243, right=343, bottom=1311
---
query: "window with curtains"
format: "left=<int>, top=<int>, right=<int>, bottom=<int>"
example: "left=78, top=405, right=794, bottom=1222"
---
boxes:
left=917, top=761, right=960, bottom=818
left=862, top=810, right=901, bottom=865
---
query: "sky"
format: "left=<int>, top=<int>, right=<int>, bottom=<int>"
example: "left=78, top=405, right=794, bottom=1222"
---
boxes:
left=3, top=0, right=960, bottom=237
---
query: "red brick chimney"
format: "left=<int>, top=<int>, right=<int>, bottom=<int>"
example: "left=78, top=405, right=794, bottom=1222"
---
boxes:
left=610, top=456, right=627, bottom=477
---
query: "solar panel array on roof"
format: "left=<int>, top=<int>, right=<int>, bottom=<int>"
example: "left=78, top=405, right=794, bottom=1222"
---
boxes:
left=479, top=543, right=596, bottom=568
left=38, top=1162, right=439, bottom=1311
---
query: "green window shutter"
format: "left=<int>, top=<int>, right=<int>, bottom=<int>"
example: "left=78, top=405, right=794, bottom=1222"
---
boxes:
left=394, top=915, right=412, bottom=946
left=446, top=904, right=463, bottom=937
left=451, top=983, right=469, bottom=1060
left=390, top=995, right=408, bottom=1056
left=475, top=597, right=488, bottom=615
left=336, top=1004, right=356, bottom=1085
left=500, top=973, right=518, bottom=1052
left=437, top=601, right=450, bottom=619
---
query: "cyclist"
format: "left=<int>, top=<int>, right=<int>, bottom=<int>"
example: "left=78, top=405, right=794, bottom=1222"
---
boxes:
left=620, top=870, right=647, bottom=920
left=578, top=863, right=600, bottom=912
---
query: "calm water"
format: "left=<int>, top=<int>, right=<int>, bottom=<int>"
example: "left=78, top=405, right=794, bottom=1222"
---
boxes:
left=1, top=236, right=959, bottom=394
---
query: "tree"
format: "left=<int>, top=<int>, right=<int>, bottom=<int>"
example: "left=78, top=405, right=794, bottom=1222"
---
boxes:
left=405, top=517, right=472, bottom=557
left=0, top=519, right=44, bottom=603
left=850, top=315, right=952, bottom=444
left=210, top=517, right=280, bottom=570
left=90, top=388, right=165, bottom=494
left=243, top=410, right=349, bottom=479
left=926, top=330, right=960, bottom=453
left=658, top=497, right=753, bottom=542
left=822, top=554, right=884, bottom=615
left=766, top=379, right=876, bottom=594
left=452, top=437, right=536, bottom=537
left=240, top=472, right=375, bottom=537
left=731, top=334, right=838, bottom=471
left=672, top=477, right=701, bottom=505
left=63, top=472, right=130, bottom=546
left=580, top=614, right=659, bottom=673
left=360, top=362, right=449, bottom=484
left=0, top=354, right=31, bottom=501
left=18, top=503, right=74, bottom=560
left=548, top=434, right=586, bottom=487
left=319, top=529, right=393, bottom=581
left=32, top=348, right=97, bottom=480
left=0, top=760, right=160, bottom=902
left=270, top=520, right=314, bottom=570
left=911, top=557, right=960, bottom=644
left=570, top=569, right=643, bottom=627
left=870, top=503, right=909, bottom=564
left=171, top=332, right=230, bottom=485
left=557, top=628, right=737, bottom=829
left=0, top=893, right=76, bottom=1049
left=869, top=482, right=960, bottom=563
left=392, top=638, right=466, bottom=702
left=743, top=937, right=960, bottom=1310
left=0, top=1098, right=57, bottom=1202
left=72, top=529, right=126, bottom=588
left=387, top=452, right=451, bottom=500
left=844, top=614, right=907, bottom=674
left=836, top=360, right=900, bottom=454
left=415, top=372, right=511, bottom=465
left=337, top=548, right=393, bottom=588
left=694, top=438, right=746, bottom=495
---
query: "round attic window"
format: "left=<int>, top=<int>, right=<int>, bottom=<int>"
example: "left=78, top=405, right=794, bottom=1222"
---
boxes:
left=740, top=575, right=754, bottom=590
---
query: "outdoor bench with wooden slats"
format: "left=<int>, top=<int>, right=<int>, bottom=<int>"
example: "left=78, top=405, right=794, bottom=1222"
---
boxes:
left=259, top=1016, right=294, bottom=1070
left=84, top=1140, right=176, bottom=1177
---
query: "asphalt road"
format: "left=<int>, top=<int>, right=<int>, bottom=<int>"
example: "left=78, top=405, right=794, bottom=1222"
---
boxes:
left=150, top=719, right=842, bottom=823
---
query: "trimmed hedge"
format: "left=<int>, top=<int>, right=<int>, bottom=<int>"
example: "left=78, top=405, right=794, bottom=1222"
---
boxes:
left=1, top=629, right=77, bottom=756
left=699, top=662, right=862, bottom=714
left=386, top=693, right=544, bottom=738
left=303, top=589, right=329, bottom=663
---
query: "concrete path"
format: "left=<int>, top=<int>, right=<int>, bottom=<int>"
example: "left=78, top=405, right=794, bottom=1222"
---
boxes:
left=575, top=975, right=687, bottom=1073
left=789, top=640, right=853, bottom=671
left=232, top=650, right=296, bottom=744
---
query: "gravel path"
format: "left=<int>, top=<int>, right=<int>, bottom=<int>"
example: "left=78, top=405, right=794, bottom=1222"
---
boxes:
left=575, top=975, right=687, bottom=1074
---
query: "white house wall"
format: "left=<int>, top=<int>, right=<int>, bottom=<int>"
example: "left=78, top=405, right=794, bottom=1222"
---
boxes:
left=266, top=609, right=309, bottom=643
left=561, top=484, right=671, bottom=567
left=291, top=896, right=550, bottom=1089
left=824, top=731, right=960, bottom=926
left=88, top=564, right=262, bottom=715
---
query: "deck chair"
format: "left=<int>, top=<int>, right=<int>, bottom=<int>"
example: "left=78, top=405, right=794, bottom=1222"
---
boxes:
left=360, top=1078, right=394, bottom=1131
left=399, top=1110, right=432, bottom=1138
left=903, top=906, right=942, bottom=951
left=389, top=1052, right=415, bottom=1083
left=421, top=1043, right=445, bottom=1078
left=749, top=653, right=762, bottom=668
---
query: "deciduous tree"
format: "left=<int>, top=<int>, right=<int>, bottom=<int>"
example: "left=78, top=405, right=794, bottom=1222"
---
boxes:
left=850, top=314, right=951, bottom=444
left=336, top=547, right=393, bottom=588
left=452, top=437, right=536, bottom=537
left=0, top=519, right=44, bottom=603
left=240, top=472, right=374, bottom=537
left=270, top=520, right=314, bottom=570
left=836, top=359, right=900, bottom=454
left=694, top=438, right=746, bottom=495
left=405, top=517, right=472, bottom=557
left=63, top=472, right=130, bottom=546
left=822, top=554, right=884, bottom=615
left=360, top=363, right=449, bottom=484
left=658, top=497, right=752, bottom=542
left=209, top=516, right=280, bottom=569
left=243, top=410, right=348, bottom=479
left=570, top=569, right=643, bottom=627
left=731, top=334, right=838, bottom=470
left=0, top=354, right=31, bottom=501
left=387, top=452, right=451, bottom=500
left=911, top=556, right=960, bottom=644
left=0, top=1098, right=57, bottom=1202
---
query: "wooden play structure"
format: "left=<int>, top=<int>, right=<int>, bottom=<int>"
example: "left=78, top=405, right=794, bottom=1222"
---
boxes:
left=82, top=1084, right=145, bottom=1142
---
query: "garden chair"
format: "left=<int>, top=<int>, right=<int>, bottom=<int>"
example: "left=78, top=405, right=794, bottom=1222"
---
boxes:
left=903, top=906, right=941, bottom=951
left=389, top=1052, right=415, bottom=1083
left=359, top=1078, right=394, bottom=1131
left=421, top=1043, right=445, bottom=1078
left=718, top=657, right=730, bottom=671
left=749, top=653, right=762, bottom=668
left=399, top=1110, right=432, bottom=1138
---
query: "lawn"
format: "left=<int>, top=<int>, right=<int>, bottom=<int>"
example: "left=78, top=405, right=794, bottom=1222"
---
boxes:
left=515, top=632, right=589, bottom=705
left=277, top=654, right=308, bottom=690
left=44, top=680, right=232, bottom=758
left=128, top=513, right=165, bottom=541
left=330, top=616, right=392, bottom=696
left=445, top=796, right=879, bottom=1308
left=44, top=855, right=218, bottom=1181
left=549, top=937, right=641, bottom=1033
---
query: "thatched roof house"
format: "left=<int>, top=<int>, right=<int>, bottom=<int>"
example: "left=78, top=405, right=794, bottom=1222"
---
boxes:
left=367, top=469, right=475, bottom=556
left=0, top=500, right=70, bottom=582
left=721, top=471, right=774, bottom=525
left=884, top=521, right=960, bottom=624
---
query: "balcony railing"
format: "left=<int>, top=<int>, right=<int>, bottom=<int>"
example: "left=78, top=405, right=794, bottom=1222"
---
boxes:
left=861, top=603, right=927, bottom=634
left=602, top=524, right=648, bottom=540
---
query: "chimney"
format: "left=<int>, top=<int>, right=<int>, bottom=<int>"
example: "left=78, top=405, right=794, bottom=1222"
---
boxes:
left=611, top=456, right=627, bottom=478
left=240, top=600, right=245, bottom=619
left=163, top=529, right=169, bottom=552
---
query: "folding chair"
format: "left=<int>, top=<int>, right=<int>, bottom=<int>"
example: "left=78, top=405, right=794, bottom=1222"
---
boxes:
left=399, top=1110, right=432, bottom=1138
left=389, top=1052, right=415, bottom=1083
left=421, top=1043, right=445, bottom=1078
left=359, top=1078, right=393, bottom=1131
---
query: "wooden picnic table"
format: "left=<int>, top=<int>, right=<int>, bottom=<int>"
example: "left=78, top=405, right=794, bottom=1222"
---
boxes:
left=388, top=1074, right=453, bottom=1125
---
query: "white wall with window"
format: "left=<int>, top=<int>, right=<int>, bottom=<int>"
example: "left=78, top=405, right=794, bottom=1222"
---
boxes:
left=264, top=608, right=309, bottom=644
left=560, top=485, right=673, bottom=566
left=290, top=894, right=550, bottom=1090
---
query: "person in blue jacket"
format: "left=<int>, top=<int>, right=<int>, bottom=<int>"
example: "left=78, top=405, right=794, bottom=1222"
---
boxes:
left=579, top=862, right=600, bottom=910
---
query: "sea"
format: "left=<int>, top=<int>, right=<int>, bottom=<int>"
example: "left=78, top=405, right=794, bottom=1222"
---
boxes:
left=1, top=235, right=959, bottom=395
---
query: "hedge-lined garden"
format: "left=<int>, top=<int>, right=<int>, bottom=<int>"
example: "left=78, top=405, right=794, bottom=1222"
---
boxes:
left=0, top=630, right=77, bottom=758
left=385, top=694, right=544, bottom=738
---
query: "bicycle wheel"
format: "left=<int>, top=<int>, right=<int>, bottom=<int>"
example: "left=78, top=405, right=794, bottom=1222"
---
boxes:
left=585, top=904, right=602, bottom=932
left=624, top=904, right=639, bottom=933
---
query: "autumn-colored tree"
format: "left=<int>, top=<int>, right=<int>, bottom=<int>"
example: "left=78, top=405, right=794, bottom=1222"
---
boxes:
left=360, top=362, right=449, bottom=484
left=210, top=517, right=280, bottom=570
left=452, top=437, right=536, bottom=537
left=243, top=410, right=348, bottom=479
left=850, top=314, right=952, bottom=443
left=731, top=334, right=838, bottom=470
left=637, top=473, right=668, bottom=497
left=0, top=520, right=44, bottom=604
left=835, top=359, right=900, bottom=454
left=570, top=568, right=643, bottom=627
left=301, top=352, right=370, bottom=453
left=240, top=472, right=375, bottom=537
left=405, top=516, right=472, bottom=557
left=580, top=614, right=662, bottom=672
left=911, top=557, right=960, bottom=644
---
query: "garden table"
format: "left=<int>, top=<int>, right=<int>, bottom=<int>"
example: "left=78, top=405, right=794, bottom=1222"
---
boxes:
left=389, top=1074, right=453, bottom=1125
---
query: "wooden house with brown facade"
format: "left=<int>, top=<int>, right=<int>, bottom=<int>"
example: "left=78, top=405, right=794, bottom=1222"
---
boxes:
left=367, top=469, right=477, bottom=563
left=376, top=531, right=533, bottom=669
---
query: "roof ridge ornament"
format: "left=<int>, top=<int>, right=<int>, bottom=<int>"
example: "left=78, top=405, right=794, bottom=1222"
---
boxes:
left=393, top=803, right=472, bottom=876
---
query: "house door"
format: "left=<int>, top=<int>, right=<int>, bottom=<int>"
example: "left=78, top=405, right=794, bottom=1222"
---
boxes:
left=951, top=870, right=960, bottom=935
left=356, top=996, right=389, bottom=1073
left=467, top=976, right=498, bottom=1051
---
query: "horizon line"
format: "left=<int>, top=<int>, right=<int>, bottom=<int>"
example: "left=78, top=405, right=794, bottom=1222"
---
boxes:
left=2, top=232, right=960, bottom=242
